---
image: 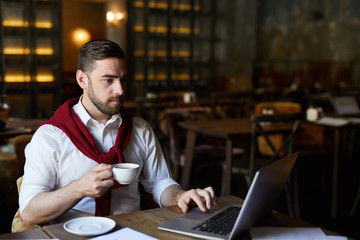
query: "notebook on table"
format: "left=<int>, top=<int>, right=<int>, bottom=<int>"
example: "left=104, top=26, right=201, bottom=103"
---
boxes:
left=158, top=152, right=299, bottom=240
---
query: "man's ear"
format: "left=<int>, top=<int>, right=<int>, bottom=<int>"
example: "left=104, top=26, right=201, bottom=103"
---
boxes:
left=76, top=70, right=88, bottom=90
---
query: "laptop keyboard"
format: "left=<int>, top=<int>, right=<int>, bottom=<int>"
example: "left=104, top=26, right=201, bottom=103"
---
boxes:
left=192, top=206, right=241, bottom=236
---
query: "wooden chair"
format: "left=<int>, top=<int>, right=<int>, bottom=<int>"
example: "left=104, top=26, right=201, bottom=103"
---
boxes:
left=11, top=134, right=40, bottom=232
left=13, top=134, right=33, bottom=178
left=211, top=91, right=252, bottom=119
left=245, top=113, right=304, bottom=219
left=163, top=107, right=227, bottom=182
left=248, top=113, right=304, bottom=173
left=11, top=176, right=41, bottom=232
left=254, top=102, right=301, bottom=115
left=254, top=102, right=301, bottom=156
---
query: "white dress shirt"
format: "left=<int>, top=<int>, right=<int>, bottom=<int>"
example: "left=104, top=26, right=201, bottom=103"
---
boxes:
left=19, top=98, right=178, bottom=223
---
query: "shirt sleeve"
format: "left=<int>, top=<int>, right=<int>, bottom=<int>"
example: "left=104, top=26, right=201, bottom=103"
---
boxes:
left=19, top=124, right=62, bottom=214
left=131, top=117, right=179, bottom=206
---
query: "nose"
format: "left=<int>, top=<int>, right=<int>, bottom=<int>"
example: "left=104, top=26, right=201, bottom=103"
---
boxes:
left=114, top=79, right=124, bottom=95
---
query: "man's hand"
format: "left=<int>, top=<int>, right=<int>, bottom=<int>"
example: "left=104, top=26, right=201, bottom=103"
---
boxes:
left=161, top=185, right=217, bottom=213
left=21, top=163, right=114, bottom=225
left=176, top=186, right=217, bottom=213
left=75, top=163, right=114, bottom=198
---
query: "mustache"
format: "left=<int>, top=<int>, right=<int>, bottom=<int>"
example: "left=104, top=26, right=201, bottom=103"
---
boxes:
left=108, top=95, right=124, bottom=101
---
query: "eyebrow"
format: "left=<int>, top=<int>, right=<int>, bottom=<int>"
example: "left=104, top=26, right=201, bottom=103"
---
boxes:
left=101, top=74, right=128, bottom=80
left=101, top=74, right=119, bottom=78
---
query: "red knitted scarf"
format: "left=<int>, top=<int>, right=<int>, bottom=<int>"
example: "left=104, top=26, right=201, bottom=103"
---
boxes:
left=40, top=97, right=133, bottom=216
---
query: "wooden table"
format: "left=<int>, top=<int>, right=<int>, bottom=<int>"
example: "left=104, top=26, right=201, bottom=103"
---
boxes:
left=41, top=195, right=347, bottom=240
left=0, top=228, right=51, bottom=239
left=0, top=117, right=47, bottom=139
left=179, top=118, right=295, bottom=196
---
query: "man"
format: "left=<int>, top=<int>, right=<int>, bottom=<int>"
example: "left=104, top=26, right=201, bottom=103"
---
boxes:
left=19, top=39, right=217, bottom=225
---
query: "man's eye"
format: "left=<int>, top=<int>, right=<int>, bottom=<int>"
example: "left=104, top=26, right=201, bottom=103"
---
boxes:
left=104, top=79, right=113, bottom=83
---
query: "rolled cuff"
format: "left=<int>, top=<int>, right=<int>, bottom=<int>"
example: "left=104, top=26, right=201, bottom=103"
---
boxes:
left=152, top=178, right=179, bottom=207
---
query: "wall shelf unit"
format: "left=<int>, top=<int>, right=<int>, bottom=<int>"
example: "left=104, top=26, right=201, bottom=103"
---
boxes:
left=0, top=0, right=62, bottom=118
left=127, top=0, right=216, bottom=98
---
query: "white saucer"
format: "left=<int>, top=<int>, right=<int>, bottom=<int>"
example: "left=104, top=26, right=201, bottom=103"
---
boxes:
left=63, top=216, right=116, bottom=237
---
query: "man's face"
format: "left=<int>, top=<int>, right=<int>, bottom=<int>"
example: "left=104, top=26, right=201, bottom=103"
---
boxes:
left=84, top=57, right=128, bottom=116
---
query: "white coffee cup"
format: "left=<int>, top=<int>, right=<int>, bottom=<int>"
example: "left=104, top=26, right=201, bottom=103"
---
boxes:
left=112, top=163, right=139, bottom=184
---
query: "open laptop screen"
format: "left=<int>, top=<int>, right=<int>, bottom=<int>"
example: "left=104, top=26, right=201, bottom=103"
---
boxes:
left=331, top=95, right=360, bottom=115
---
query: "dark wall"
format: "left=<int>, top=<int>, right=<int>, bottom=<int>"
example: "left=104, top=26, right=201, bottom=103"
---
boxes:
left=254, top=0, right=360, bottom=90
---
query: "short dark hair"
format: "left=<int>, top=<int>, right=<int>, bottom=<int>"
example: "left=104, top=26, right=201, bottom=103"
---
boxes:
left=77, top=39, right=126, bottom=73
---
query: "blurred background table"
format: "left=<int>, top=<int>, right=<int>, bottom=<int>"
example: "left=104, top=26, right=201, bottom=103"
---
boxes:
left=0, top=118, right=47, bottom=139
left=179, top=118, right=295, bottom=196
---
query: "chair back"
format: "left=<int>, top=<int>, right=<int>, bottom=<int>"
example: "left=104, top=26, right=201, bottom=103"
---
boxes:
left=165, top=107, right=213, bottom=166
left=211, top=91, right=252, bottom=118
left=255, top=101, right=301, bottom=114
left=249, top=112, right=304, bottom=175
left=254, top=102, right=301, bottom=156
left=13, top=134, right=33, bottom=178
left=11, top=134, right=39, bottom=233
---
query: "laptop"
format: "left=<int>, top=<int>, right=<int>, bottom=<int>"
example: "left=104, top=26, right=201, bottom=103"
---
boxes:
left=330, top=94, right=360, bottom=117
left=158, top=152, right=299, bottom=240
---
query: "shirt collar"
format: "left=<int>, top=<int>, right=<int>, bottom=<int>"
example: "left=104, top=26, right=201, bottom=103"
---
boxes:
left=73, top=96, right=122, bottom=127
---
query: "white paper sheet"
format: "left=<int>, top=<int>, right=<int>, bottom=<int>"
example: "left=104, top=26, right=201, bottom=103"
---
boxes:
left=89, top=227, right=159, bottom=240
left=316, top=117, right=349, bottom=127
left=250, top=227, right=348, bottom=240
left=327, top=236, right=348, bottom=240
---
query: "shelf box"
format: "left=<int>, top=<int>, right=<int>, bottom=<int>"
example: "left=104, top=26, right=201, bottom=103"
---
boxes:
left=133, top=74, right=199, bottom=82
left=133, top=1, right=200, bottom=11
left=5, top=74, right=31, bottom=83
left=3, top=48, right=30, bottom=55
left=2, top=20, right=29, bottom=27
left=133, top=50, right=199, bottom=58
left=4, top=74, right=54, bottom=83
left=34, top=21, right=52, bottom=28
left=35, top=48, right=54, bottom=55
left=133, top=26, right=199, bottom=35
left=3, top=47, right=54, bottom=55
left=3, top=20, right=52, bottom=29
left=133, top=25, right=145, bottom=32
left=134, top=74, right=167, bottom=81
left=36, top=74, right=54, bottom=82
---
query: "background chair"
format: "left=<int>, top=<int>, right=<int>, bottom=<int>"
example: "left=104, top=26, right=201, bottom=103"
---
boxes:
left=253, top=102, right=302, bottom=157
left=211, top=91, right=252, bottom=119
left=162, top=107, right=225, bottom=183
left=248, top=113, right=304, bottom=172
left=11, top=176, right=40, bottom=232
left=11, top=134, right=40, bottom=232
left=254, top=101, right=301, bottom=114
left=236, top=112, right=304, bottom=219
left=13, top=134, right=33, bottom=178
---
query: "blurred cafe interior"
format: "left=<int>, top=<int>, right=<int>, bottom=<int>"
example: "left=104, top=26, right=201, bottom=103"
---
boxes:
left=1, top=0, right=360, bottom=238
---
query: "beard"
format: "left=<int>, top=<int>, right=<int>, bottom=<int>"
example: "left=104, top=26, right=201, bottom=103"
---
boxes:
left=87, top=80, right=124, bottom=116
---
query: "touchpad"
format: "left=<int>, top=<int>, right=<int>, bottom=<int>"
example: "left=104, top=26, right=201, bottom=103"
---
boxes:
left=180, top=207, right=216, bottom=220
